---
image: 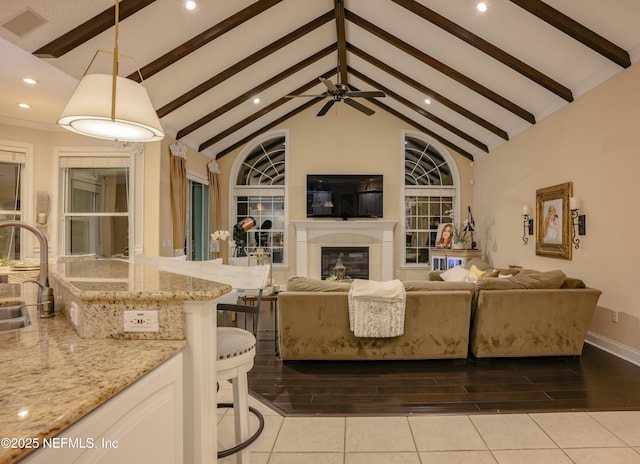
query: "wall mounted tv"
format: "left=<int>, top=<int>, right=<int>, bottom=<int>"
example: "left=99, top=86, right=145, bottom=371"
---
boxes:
left=306, top=174, right=383, bottom=219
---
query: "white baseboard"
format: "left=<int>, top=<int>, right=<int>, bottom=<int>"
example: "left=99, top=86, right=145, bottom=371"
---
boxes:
left=585, top=331, right=640, bottom=367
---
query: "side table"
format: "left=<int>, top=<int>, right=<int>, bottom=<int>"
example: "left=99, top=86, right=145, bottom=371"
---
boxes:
left=241, top=291, right=280, bottom=357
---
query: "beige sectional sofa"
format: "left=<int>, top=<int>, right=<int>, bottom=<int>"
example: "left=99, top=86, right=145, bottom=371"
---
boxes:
left=279, top=262, right=602, bottom=360
left=429, top=261, right=601, bottom=358
left=278, top=277, right=474, bottom=360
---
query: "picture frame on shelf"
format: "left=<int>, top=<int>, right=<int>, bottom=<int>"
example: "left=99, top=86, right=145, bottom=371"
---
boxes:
left=435, top=223, right=453, bottom=248
left=536, top=181, right=573, bottom=260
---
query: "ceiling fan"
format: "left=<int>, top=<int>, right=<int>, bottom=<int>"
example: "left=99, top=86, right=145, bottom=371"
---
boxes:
left=288, top=76, right=386, bottom=116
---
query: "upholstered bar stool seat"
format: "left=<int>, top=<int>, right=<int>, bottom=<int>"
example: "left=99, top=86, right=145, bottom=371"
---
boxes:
left=217, top=327, right=264, bottom=463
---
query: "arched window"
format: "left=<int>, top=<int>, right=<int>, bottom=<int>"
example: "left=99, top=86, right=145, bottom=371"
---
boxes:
left=230, top=132, right=287, bottom=265
left=403, top=132, right=459, bottom=266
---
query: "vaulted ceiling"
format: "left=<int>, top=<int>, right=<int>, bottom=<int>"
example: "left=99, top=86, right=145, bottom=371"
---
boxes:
left=1, top=0, right=639, bottom=161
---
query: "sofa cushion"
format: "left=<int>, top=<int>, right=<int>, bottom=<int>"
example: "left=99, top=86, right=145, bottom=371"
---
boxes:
left=286, top=276, right=352, bottom=292
left=403, top=280, right=475, bottom=292
left=476, top=269, right=566, bottom=290
left=463, top=258, right=494, bottom=271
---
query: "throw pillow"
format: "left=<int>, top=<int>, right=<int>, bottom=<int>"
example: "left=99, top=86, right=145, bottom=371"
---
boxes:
left=475, top=269, right=566, bottom=290
left=512, top=269, right=566, bottom=289
left=467, top=265, right=486, bottom=279
left=561, top=277, right=586, bottom=289
left=441, top=265, right=469, bottom=282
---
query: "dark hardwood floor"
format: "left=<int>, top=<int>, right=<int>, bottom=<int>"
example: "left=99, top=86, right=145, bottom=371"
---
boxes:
left=249, top=311, right=640, bottom=416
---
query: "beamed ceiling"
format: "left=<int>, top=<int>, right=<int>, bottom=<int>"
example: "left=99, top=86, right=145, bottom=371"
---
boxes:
left=1, top=0, right=639, bottom=160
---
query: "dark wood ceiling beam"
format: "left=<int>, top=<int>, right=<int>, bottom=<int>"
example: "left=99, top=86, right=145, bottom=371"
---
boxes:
left=370, top=99, right=475, bottom=160
left=216, top=93, right=476, bottom=161
left=391, top=0, right=573, bottom=102
left=334, top=0, right=348, bottom=84
left=347, top=43, right=508, bottom=140
left=349, top=67, right=488, bottom=153
left=128, top=0, right=283, bottom=82
left=345, top=9, right=536, bottom=125
left=200, top=69, right=336, bottom=152
left=157, top=11, right=335, bottom=118
left=176, top=44, right=335, bottom=139
left=33, top=0, right=156, bottom=58
left=215, top=98, right=321, bottom=159
left=510, top=0, right=630, bottom=68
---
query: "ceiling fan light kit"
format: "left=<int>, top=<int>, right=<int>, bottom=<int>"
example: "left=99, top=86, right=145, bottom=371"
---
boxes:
left=57, top=0, right=164, bottom=142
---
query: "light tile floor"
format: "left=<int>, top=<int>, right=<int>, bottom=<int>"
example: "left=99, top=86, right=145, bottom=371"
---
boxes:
left=217, top=382, right=640, bottom=464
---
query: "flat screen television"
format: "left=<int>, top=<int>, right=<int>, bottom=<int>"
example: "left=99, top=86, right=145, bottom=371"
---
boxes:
left=307, top=174, right=383, bottom=218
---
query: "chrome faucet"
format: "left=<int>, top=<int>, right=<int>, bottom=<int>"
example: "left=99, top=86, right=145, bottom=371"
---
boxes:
left=0, top=220, right=54, bottom=317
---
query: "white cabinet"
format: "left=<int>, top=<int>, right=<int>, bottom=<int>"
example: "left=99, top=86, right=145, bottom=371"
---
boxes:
left=23, top=353, right=183, bottom=464
left=430, top=248, right=482, bottom=271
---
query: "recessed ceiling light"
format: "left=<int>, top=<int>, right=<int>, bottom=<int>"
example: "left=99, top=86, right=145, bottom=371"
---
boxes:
left=477, top=2, right=488, bottom=12
left=253, top=97, right=261, bottom=104
left=424, top=98, right=431, bottom=105
left=23, top=77, right=39, bottom=85
left=18, top=103, right=31, bottom=109
left=185, top=1, right=196, bottom=10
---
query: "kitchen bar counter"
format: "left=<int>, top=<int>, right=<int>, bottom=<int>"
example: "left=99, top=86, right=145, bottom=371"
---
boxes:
left=0, top=260, right=230, bottom=463
left=50, top=260, right=230, bottom=339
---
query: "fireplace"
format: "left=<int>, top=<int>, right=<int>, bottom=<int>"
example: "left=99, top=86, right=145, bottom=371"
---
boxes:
left=321, top=247, right=369, bottom=280
left=292, top=220, right=397, bottom=281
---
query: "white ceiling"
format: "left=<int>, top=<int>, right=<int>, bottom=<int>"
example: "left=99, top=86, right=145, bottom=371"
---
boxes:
left=1, top=0, right=640, bottom=159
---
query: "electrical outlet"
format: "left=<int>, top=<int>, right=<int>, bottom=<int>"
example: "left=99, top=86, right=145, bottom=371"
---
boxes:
left=124, top=311, right=159, bottom=332
left=612, top=311, right=619, bottom=324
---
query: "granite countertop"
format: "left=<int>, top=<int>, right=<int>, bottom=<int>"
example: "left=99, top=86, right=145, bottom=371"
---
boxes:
left=51, top=260, right=230, bottom=302
left=0, top=261, right=230, bottom=463
left=49, top=260, right=231, bottom=340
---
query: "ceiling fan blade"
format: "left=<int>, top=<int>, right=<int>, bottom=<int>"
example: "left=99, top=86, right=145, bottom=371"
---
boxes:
left=344, top=90, right=386, bottom=98
left=285, top=94, right=326, bottom=98
left=317, top=99, right=336, bottom=116
left=343, top=98, right=375, bottom=116
left=320, top=77, right=338, bottom=93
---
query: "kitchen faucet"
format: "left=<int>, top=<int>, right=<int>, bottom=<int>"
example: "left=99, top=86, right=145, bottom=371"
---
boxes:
left=0, top=220, right=54, bottom=317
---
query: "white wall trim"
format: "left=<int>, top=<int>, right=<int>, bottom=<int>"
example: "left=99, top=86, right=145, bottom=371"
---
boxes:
left=585, top=331, right=640, bottom=367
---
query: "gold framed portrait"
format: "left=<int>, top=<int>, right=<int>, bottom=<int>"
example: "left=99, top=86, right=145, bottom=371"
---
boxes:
left=536, top=181, right=573, bottom=260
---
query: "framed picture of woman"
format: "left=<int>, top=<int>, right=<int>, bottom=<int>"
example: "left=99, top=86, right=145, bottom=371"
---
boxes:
left=435, top=223, right=454, bottom=248
left=535, top=182, right=572, bottom=259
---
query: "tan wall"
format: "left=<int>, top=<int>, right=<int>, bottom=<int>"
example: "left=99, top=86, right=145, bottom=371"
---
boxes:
left=213, top=103, right=474, bottom=284
left=474, top=61, right=640, bottom=351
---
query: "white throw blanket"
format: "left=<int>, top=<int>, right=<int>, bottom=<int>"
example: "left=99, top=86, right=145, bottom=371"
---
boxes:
left=348, top=279, right=406, bottom=338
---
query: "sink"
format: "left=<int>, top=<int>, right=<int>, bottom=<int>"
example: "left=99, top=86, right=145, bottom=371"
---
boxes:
left=0, top=304, right=30, bottom=331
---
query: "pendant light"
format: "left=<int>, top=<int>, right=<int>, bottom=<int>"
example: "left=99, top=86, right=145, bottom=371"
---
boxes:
left=57, top=0, right=164, bottom=142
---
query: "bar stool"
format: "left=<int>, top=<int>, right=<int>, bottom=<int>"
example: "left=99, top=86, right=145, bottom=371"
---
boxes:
left=217, top=324, right=264, bottom=462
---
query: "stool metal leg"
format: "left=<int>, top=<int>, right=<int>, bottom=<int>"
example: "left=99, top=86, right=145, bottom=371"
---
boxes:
left=233, top=368, right=250, bottom=464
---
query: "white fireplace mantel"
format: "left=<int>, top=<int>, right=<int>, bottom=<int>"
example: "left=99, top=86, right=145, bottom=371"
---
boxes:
left=293, top=220, right=397, bottom=281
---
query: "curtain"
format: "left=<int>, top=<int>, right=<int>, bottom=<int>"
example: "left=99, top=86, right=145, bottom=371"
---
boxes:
left=170, top=142, right=187, bottom=256
left=208, top=160, right=220, bottom=233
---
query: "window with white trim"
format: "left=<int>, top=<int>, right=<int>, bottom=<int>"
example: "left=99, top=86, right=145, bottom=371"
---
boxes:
left=231, top=134, right=286, bottom=264
left=60, top=156, right=131, bottom=258
left=403, top=134, right=458, bottom=266
left=0, top=150, right=25, bottom=261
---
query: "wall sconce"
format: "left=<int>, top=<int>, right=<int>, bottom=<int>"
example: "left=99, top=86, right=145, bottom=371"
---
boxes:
left=522, top=205, right=534, bottom=245
left=570, top=197, right=586, bottom=249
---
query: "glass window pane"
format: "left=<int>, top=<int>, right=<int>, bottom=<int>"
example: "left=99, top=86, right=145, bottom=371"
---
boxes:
left=67, top=168, right=129, bottom=213
left=0, top=226, right=20, bottom=261
left=0, top=163, right=20, bottom=213
left=66, top=216, right=129, bottom=258
left=403, top=134, right=457, bottom=266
